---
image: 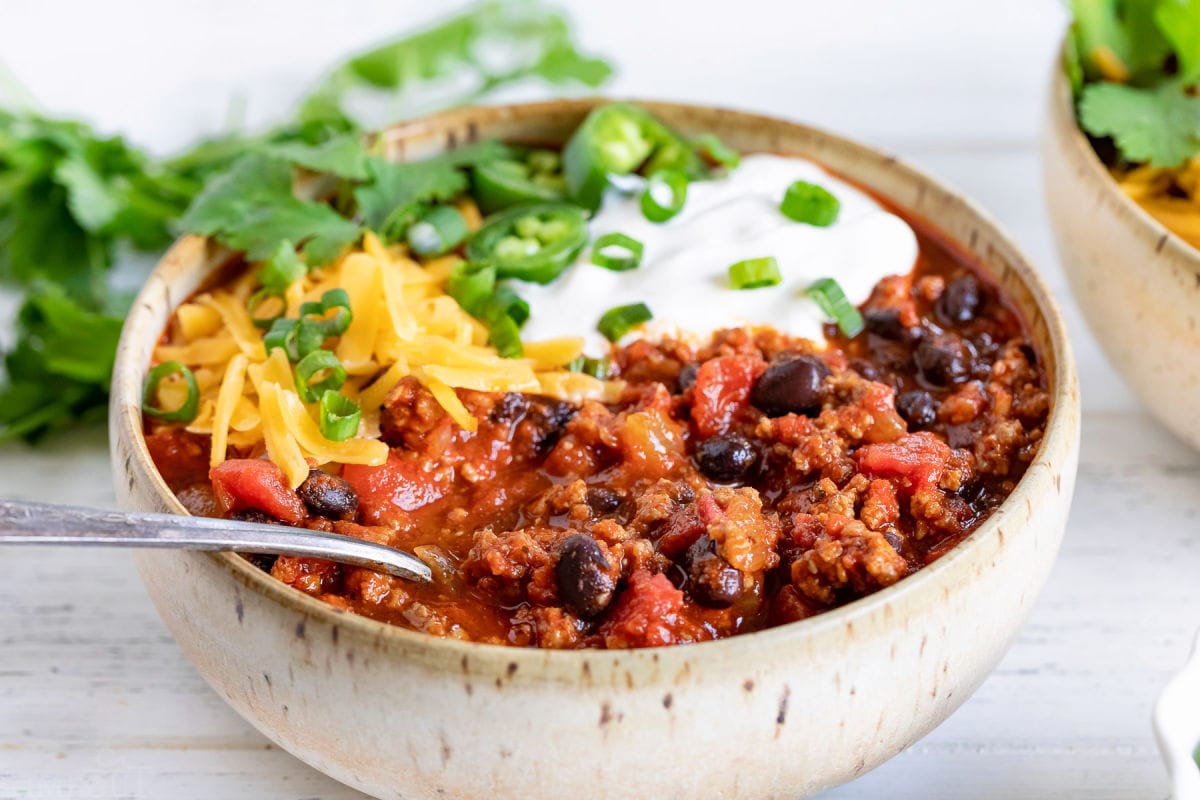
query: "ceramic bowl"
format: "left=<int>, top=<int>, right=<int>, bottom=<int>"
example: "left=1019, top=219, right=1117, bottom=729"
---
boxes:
left=110, top=99, right=1080, bottom=800
left=1043, top=52, right=1200, bottom=450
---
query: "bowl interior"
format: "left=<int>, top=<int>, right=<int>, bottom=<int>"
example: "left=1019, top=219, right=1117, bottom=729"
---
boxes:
left=111, top=98, right=1078, bottom=668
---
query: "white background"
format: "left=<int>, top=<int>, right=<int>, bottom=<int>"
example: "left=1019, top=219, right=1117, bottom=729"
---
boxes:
left=2, top=1, right=1198, bottom=798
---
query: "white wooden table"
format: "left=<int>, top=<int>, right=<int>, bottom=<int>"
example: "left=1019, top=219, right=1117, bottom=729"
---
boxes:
left=2, top=1, right=1198, bottom=797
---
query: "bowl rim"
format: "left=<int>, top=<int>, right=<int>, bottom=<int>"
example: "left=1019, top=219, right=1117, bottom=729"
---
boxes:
left=113, top=97, right=1079, bottom=674
left=1047, top=38, right=1200, bottom=273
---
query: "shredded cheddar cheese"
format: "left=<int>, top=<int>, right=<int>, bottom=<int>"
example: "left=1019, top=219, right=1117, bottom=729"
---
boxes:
left=148, top=224, right=621, bottom=487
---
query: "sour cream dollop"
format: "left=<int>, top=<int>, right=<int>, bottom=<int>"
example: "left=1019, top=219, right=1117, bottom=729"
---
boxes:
left=514, top=153, right=919, bottom=355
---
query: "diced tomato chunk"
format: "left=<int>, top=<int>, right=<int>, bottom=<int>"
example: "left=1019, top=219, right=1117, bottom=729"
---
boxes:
left=210, top=459, right=306, bottom=522
left=342, top=451, right=449, bottom=525
left=601, top=570, right=684, bottom=649
left=691, top=355, right=766, bottom=438
left=854, top=432, right=952, bottom=497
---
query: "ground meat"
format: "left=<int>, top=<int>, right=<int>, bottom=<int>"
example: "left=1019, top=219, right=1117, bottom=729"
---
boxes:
left=152, top=212, right=1050, bottom=649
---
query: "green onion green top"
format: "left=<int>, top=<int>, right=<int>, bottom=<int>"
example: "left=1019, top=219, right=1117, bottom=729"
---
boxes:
left=597, top=302, right=653, bottom=343
left=142, top=361, right=200, bottom=423
left=591, top=232, right=645, bottom=272
left=806, top=278, right=865, bottom=338
left=318, top=390, right=362, bottom=442
left=728, top=257, right=782, bottom=290
left=780, top=180, right=840, bottom=227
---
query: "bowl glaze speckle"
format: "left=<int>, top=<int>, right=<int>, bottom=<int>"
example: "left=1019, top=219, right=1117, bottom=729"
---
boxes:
left=1043, top=55, right=1200, bottom=450
left=111, top=99, right=1080, bottom=800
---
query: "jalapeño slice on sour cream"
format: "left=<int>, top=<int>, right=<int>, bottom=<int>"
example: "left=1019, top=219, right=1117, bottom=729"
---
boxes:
left=513, top=154, right=918, bottom=355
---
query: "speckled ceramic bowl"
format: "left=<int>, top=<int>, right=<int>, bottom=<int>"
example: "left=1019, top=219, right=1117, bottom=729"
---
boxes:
left=110, top=100, right=1080, bottom=800
left=1043, top=52, right=1200, bottom=450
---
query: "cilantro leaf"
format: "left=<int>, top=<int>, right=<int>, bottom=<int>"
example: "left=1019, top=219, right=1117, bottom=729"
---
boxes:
left=1156, top=0, right=1200, bottom=84
left=1079, top=80, right=1200, bottom=167
left=1069, top=0, right=1171, bottom=82
left=0, top=0, right=612, bottom=444
left=53, top=153, right=123, bottom=232
left=354, top=141, right=509, bottom=240
left=0, top=284, right=123, bottom=442
left=265, top=134, right=369, bottom=180
left=180, top=154, right=361, bottom=263
left=303, top=1, right=610, bottom=126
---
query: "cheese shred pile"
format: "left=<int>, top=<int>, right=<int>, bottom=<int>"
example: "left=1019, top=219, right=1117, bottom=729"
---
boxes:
left=150, top=228, right=620, bottom=488
left=1115, top=158, right=1200, bottom=250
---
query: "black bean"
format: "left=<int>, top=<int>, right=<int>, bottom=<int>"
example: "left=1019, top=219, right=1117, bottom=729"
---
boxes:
left=695, top=433, right=758, bottom=483
left=866, top=334, right=913, bottom=374
left=678, top=362, right=699, bottom=392
left=233, top=508, right=278, bottom=525
left=241, top=552, right=277, bottom=572
left=863, top=308, right=906, bottom=341
left=556, top=534, right=616, bottom=618
left=527, top=398, right=578, bottom=455
left=936, top=275, right=982, bottom=325
left=751, top=355, right=831, bottom=417
left=586, top=486, right=622, bottom=516
left=298, top=470, right=358, bottom=519
left=914, top=335, right=973, bottom=387
left=897, top=390, right=938, bottom=429
left=848, top=358, right=881, bottom=382
left=489, top=392, right=529, bottom=423
left=684, top=535, right=743, bottom=608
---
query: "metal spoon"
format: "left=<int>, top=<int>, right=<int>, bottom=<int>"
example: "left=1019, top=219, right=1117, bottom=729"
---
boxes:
left=0, top=498, right=432, bottom=582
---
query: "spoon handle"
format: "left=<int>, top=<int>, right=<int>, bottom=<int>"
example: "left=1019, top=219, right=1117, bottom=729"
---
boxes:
left=0, top=498, right=431, bottom=582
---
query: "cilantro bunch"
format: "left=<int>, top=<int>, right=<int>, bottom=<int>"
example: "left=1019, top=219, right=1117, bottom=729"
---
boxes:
left=1069, top=0, right=1200, bottom=167
left=0, top=1, right=611, bottom=443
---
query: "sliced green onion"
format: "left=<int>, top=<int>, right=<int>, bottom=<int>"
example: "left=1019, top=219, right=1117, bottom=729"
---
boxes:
left=263, top=318, right=326, bottom=362
left=142, top=361, right=200, bottom=423
left=692, top=134, right=740, bottom=169
left=640, top=169, right=688, bottom=223
left=299, top=288, right=353, bottom=337
left=591, top=232, right=645, bottom=272
left=728, top=257, right=782, bottom=290
left=567, top=356, right=611, bottom=379
left=447, top=262, right=497, bottom=317
left=486, top=285, right=530, bottom=328
left=406, top=205, right=469, bottom=257
left=318, top=391, right=361, bottom=442
left=488, top=314, right=524, bottom=359
left=780, top=181, right=840, bottom=227
left=259, top=240, right=307, bottom=294
left=294, top=349, right=348, bottom=404
left=597, top=302, right=653, bottom=343
left=247, top=289, right=287, bottom=330
left=806, top=278, right=864, bottom=337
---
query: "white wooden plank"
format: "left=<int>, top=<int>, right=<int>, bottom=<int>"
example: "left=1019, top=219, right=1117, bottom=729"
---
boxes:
left=0, top=1, right=1194, bottom=796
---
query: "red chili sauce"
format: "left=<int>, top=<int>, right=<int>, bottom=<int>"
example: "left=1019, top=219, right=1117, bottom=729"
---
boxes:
left=146, top=214, right=1049, bottom=649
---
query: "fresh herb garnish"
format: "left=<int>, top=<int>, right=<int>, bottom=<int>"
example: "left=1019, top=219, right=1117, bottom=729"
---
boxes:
left=597, top=302, right=653, bottom=342
left=141, top=361, right=200, bottom=423
left=0, top=1, right=611, bottom=442
left=1070, top=0, right=1200, bottom=167
left=318, top=390, right=362, bottom=442
left=780, top=180, right=840, bottom=226
left=806, top=278, right=865, bottom=338
left=728, top=257, right=782, bottom=289
left=590, top=232, right=644, bottom=271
